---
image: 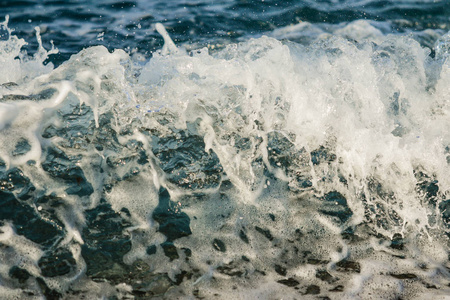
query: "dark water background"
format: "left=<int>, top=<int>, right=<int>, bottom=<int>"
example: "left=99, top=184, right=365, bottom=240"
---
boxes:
left=3, top=0, right=450, bottom=65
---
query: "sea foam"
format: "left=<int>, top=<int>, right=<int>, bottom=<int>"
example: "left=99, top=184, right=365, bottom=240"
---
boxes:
left=0, top=18, right=449, bottom=299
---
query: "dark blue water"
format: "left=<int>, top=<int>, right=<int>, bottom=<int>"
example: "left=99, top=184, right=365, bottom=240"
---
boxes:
left=4, top=0, right=450, bottom=64
left=1, top=1, right=450, bottom=299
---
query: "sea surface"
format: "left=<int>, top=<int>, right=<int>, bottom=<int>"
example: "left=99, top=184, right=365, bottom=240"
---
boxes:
left=0, top=0, right=450, bottom=299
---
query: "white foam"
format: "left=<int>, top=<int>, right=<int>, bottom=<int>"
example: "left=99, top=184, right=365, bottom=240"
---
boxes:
left=0, top=19, right=449, bottom=299
left=155, top=23, right=180, bottom=56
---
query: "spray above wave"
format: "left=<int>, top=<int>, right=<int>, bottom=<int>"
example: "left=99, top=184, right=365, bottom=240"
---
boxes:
left=0, top=17, right=449, bottom=299
left=3, top=0, right=449, bottom=65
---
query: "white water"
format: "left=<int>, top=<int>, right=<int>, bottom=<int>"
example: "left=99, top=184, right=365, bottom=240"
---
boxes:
left=0, top=18, right=449, bottom=299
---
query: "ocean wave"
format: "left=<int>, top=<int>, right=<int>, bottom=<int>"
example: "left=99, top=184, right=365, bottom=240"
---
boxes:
left=0, top=10, right=449, bottom=299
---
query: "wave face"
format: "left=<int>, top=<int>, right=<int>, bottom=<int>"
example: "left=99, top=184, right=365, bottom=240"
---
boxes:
left=0, top=1, right=450, bottom=299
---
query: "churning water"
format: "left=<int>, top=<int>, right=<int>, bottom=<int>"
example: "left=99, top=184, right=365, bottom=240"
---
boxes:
left=0, top=1, right=450, bottom=299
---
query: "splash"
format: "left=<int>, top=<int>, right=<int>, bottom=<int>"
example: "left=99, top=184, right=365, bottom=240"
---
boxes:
left=0, top=20, right=449, bottom=300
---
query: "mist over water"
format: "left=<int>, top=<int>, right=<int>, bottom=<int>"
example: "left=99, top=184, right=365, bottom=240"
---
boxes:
left=0, top=1, right=450, bottom=299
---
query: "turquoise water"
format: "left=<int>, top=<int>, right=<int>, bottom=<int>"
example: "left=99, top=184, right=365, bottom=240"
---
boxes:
left=0, top=1, right=450, bottom=299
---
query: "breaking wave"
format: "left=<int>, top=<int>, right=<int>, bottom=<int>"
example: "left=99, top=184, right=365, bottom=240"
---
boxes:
left=0, top=13, right=450, bottom=299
